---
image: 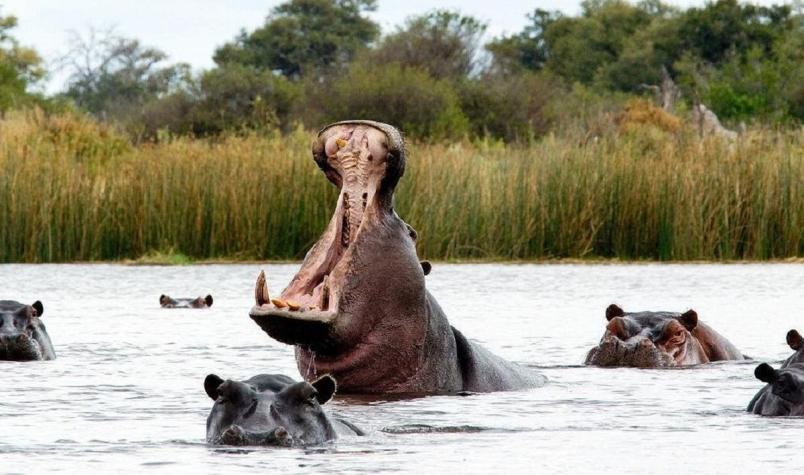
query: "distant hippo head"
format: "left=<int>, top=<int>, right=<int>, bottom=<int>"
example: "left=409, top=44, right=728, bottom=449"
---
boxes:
left=159, top=294, right=213, bottom=309
left=782, top=329, right=804, bottom=367
left=585, top=304, right=742, bottom=368
left=204, top=373, right=341, bottom=446
left=755, top=363, right=804, bottom=407
left=0, top=300, right=56, bottom=361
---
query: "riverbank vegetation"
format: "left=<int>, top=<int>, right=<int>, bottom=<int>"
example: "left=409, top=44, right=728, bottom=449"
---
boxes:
left=0, top=0, right=802, bottom=262
left=1, top=110, right=801, bottom=262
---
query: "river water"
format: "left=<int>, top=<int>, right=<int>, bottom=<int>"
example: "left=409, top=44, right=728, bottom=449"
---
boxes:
left=1, top=263, right=803, bottom=474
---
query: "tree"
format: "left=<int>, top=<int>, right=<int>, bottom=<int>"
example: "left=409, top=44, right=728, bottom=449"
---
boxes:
left=367, top=10, right=486, bottom=80
left=486, top=9, right=561, bottom=74
left=307, top=62, right=468, bottom=139
left=673, top=0, right=795, bottom=65
left=213, top=0, right=379, bottom=79
left=0, top=13, right=45, bottom=112
left=59, top=29, right=190, bottom=121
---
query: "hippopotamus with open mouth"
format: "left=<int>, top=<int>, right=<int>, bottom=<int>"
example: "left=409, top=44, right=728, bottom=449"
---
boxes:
left=747, top=329, right=804, bottom=416
left=249, top=120, right=545, bottom=394
left=0, top=300, right=56, bottom=361
left=159, top=294, right=213, bottom=309
left=585, top=304, right=742, bottom=368
left=204, top=373, right=362, bottom=446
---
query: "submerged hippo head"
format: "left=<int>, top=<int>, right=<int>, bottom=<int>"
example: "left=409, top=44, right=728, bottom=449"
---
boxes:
left=585, top=304, right=742, bottom=368
left=204, top=373, right=343, bottom=446
left=159, top=294, right=213, bottom=309
left=782, top=329, right=804, bottom=367
left=0, top=300, right=56, bottom=361
left=755, top=363, right=804, bottom=410
left=249, top=122, right=426, bottom=380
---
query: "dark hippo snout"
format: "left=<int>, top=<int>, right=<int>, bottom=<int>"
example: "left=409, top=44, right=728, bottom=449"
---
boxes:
left=204, top=373, right=360, bottom=447
left=0, top=333, right=42, bottom=361
left=585, top=333, right=674, bottom=368
left=0, top=300, right=55, bottom=361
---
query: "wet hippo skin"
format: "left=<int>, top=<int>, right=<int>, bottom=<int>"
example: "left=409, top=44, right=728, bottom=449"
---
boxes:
left=0, top=300, right=56, bottom=361
left=249, top=120, right=545, bottom=394
left=585, top=304, right=743, bottom=368
left=159, top=294, right=213, bottom=309
left=748, top=329, right=804, bottom=415
left=204, top=373, right=361, bottom=446
left=749, top=362, right=804, bottom=416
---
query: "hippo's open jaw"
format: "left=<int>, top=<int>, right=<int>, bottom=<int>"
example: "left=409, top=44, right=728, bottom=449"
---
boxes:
left=249, top=121, right=405, bottom=350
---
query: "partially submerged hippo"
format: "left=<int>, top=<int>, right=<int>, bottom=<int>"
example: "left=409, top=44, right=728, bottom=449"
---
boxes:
left=0, top=300, right=56, bottom=361
left=204, top=373, right=361, bottom=446
left=585, top=304, right=742, bottom=367
left=749, top=363, right=804, bottom=416
left=747, top=329, right=804, bottom=416
left=159, top=294, right=213, bottom=309
left=249, top=120, right=545, bottom=394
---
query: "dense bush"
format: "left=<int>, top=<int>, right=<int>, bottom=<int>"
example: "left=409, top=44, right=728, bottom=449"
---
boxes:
left=310, top=62, right=469, bottom=140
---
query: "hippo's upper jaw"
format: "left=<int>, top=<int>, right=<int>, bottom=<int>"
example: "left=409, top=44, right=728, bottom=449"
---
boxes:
left=250, top=121, right=415, bottom=355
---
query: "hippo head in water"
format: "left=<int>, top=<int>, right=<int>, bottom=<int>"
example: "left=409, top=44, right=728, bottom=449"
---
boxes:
left=750, top=363, right=804, bottom=416
left=204, top=373, right=359, bottom=446
left=159, top=294, right=213, bottom=309
left=0, top=300, right=56, bottom=361
left=747, top=329, right=804, bottom=416
left=585, top=304, right=742, bottom=368
left=782, top=329, right=804, bottom=366
left=249, top=120, right=543, bottom=394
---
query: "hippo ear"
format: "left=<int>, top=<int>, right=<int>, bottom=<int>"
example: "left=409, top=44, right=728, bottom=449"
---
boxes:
left=420, top=261, right=432, bottom=276
left=311, top=374, right=337, bottom=404
left=755, top=363, right=778, bottom=384
left=205, top=295, right=213, bottom=307
left=205, top=374, right=224, bottom=400
left=31, top=301, right=44, bottom=317
left=677, top=310, right=698, bottom=331
left=787, top=330, right=803, bottom=351
left=605, top=304, right=624, bottom=321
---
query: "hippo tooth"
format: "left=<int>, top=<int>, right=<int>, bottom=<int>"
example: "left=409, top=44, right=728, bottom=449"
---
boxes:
left=336, top=138, right=348, bottom=149
left=255, top=271, right=270, bottom=306
left=320, top=276, right=330, bottom=310
left=271, top=298, right=288, bottom=308
left=286, top=300, right=300, bottom=311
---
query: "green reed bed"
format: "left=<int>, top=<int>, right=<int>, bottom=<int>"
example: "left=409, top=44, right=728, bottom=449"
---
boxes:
left=0, top=111, right=802, bottom=262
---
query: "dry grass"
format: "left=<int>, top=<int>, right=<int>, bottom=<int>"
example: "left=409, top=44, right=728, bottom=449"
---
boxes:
left=1, top=110, right=802, bottom=262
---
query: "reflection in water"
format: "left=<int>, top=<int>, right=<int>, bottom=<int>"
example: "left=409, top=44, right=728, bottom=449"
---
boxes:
left=1, top=263, right=803, bottom=473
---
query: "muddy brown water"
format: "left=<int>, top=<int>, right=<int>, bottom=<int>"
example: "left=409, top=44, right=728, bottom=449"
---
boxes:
left=1, top=263, right=803, bottom=473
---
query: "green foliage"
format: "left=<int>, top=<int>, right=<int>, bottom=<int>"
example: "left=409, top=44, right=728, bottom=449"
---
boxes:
left=214, top=0, right=379, bottom=78
left=542, top=0, right=655, bottom=84
left=2, top=112, right=802, bottom=262
left=61, top=31, right=191, bottom=122
left=368, top=10, right=486, bottom=80
left=0, top=13, right=44, bottom=112
left=486, top=9, right=559, bottom=74
left=311, top=61, right=469, bottom=140
left=457, top=72, right=557, bottom=141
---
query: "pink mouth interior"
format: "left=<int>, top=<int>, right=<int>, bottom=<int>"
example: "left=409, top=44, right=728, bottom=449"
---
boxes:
left=253, top=125, right=390, bottom=314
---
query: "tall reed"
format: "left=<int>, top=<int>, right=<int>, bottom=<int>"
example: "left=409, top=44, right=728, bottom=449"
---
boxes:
left=1, top=110, right=802, bottom=262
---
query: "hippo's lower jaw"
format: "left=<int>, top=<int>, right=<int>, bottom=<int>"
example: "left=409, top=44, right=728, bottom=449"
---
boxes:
left=0, top=334, right=43, bottom=361
left=249, top=304, right=339, bottom=352
left=585, top=336, right=675, bottom=368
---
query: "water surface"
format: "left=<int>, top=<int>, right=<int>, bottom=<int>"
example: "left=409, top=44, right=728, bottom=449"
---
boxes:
left=1, top=263, right=803, bottom=473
